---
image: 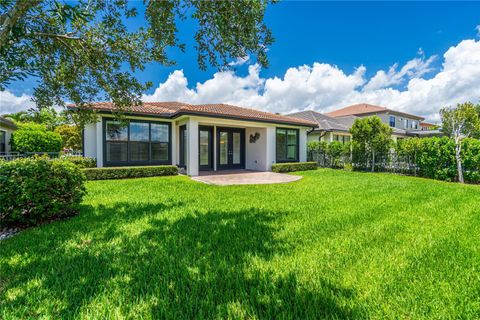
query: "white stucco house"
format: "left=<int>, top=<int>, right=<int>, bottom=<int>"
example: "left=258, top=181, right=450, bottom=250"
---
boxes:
left=71, top=102, right=316, bottom=176
left=0, top=116, right=17, bottom=154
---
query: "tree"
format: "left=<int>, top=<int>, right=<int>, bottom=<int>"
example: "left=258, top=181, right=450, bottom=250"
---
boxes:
left=0, top=0, right=274, bottom=117
left=54, top=124, right=82, bottom=150
left=440, top=102, right=480, bottom=183
left=350, top=116, right=393, bottom=172
left=10, top=123, right=62, bottom=153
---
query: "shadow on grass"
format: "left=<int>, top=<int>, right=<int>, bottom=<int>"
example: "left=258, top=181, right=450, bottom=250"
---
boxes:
left=1, top=201, right=364, bottom=319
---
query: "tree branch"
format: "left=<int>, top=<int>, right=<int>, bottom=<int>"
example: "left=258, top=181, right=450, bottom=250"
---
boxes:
left=0, top=0, right=42, bottom=50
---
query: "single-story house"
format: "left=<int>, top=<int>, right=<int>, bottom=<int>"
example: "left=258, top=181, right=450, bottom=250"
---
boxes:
left=0, top=116, right=17, bottom=154
left=72, top=102, right=316, bottom=176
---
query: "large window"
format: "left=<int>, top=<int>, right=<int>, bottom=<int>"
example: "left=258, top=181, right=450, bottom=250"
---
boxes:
left=333, top=134, right=351, bottom=144
left=104, top=119, right=170, bottom=166
left=276, top=128, right=299, bottom=162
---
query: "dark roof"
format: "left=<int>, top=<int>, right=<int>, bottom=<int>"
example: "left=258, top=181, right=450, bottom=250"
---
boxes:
left=0, top=116, right=17, bottom=129
left=68, top=102, right=316, bottom=127
left=287, top=110, right=352, bottom=132
left=326, top=103, right=425, bottom=121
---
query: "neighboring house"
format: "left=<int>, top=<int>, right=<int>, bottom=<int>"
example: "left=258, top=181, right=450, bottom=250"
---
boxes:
left=420, top=122, right=437, bottom=131
left=0, top=116, right=17, bottom=154
left=71, top=102, right=315, bottom=176
left=286, top=110, right=354, bottom=143
left=326, top=103, right=443, bottom=140
left=289, top=103, right=443, bottom=143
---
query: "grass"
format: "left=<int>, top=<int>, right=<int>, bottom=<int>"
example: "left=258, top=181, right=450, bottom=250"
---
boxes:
left=1, top=169, right=480, bottom=319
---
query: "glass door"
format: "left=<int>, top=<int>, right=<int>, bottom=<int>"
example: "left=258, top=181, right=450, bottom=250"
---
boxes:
left=199, top=126, right=213, bottom=170
left=216, top=127, right=245, bottom=169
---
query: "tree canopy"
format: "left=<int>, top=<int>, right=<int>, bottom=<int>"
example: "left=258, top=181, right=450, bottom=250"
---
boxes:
left=440, top=102, right=480, bottom=183
left=350, top=116, right=393, bottom=172
left=0, top=0, right=274, bottom=113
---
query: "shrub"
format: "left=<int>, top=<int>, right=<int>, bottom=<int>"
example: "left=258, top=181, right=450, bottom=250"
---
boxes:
left=83, top=165, right=178, bottom=180
left=271, top=162, right=317, bottom=173
left=10, top=122, right=62, bottom=153
left=54, top=124, right=82, bottom=150
left=64, top=156, right=97, bottom=168
left=0, top=157, right=87, bottom=227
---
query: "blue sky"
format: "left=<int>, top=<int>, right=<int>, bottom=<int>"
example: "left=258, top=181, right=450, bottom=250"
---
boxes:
left=2, top=1, right=480, bottom=121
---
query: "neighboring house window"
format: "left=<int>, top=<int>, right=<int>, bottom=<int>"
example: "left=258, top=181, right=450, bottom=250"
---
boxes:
left=389, top=116, right=395, bottom=127
left=412, top=121, right=418, bottom=129
left=104, top=119, right=170, bottom=166
left=0, top=130, right=5, bottom=153
left=333, top=134, right=350, bottom=144
left=404, top=119, right=409, bottom=129
left=276, top=128, right=299, bottom=162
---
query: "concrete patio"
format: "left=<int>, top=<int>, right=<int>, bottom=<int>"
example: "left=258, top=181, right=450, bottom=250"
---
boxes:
left=191, top=170, right=302, bottom=186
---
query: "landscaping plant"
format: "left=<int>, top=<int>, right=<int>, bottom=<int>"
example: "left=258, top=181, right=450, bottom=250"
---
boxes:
left=0, top=157, right=86, bottom=227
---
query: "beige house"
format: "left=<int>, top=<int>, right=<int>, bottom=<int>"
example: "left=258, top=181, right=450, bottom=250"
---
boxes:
left=74, top=102, right=316, bottom=176
left=0, top=116, right=17, bottom=154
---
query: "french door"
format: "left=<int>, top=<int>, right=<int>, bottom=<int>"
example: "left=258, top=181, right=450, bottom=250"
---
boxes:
left=199, top=126, right=213, bottom=170
left=217, top=127, right=245, bottom=170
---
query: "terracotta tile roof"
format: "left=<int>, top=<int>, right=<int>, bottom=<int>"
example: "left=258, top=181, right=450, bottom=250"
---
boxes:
left=326, top=103, right=387, bottom=117
left=68, top=102, right=316, bottom=127
left=326, top=103, right=424, bottom=120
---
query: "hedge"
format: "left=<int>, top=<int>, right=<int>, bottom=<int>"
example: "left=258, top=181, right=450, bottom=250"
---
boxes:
left=10, top=122, right=62, bottom=153
left=64, top=156, right=97, bottom=168
left=272, top=162, right=317, bottom=173
left=0, top=157, right=87, bottom=227
left=83, top=165, right=178, bottom=180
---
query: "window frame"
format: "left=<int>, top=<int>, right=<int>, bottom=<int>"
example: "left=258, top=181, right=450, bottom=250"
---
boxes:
left=389, top=116, right=395, bottom=127
left=0, top=130, right=6, bottom=153
left=276, top=128, right=299, bottom=163
left=103, top=118, right=172, bottom=167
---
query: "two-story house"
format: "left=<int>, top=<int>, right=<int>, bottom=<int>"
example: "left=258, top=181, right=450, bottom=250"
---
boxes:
left=288, top=103, right=442, bottom=143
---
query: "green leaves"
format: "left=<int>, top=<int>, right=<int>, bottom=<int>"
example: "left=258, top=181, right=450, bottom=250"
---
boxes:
left=10, top=122, right=63, bottom=153
left=1, top=0, right=275, bottom=120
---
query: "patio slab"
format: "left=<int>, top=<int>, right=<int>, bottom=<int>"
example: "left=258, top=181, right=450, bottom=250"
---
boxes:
left=191, top=170, right=302, bottom=186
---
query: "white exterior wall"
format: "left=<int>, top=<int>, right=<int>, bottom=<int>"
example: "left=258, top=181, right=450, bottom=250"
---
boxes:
left=299, top=128, right=307, bottom=162
left=83, top=122, right=97, bottom=160
left=186, top=118, right=199, bottom=176
left=0, top=125, right=15, bottom=153
left=245, top=127, right=267, bottom=171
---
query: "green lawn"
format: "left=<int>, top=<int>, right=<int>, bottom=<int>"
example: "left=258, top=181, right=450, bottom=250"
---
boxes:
left=1, top=170, right=480, bottom=319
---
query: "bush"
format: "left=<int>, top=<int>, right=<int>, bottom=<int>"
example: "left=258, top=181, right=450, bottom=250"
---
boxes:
left=83, top=165, right=178, bottom=180
left=0, top=157, right=87, bottom=227
left=271, top=162, right=317, bottom=173
left=54, top=124, right=82, bottom=150
left=64, top=156, right=97, bottom=168
left=10, top=122, right=62, bottom=153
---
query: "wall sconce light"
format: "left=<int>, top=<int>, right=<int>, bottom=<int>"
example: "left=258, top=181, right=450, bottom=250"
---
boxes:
left=249, top=132, right=260, bottom=143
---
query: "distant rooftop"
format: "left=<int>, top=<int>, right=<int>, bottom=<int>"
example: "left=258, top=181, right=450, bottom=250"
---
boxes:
left=326, top=103, right=424, bottom=121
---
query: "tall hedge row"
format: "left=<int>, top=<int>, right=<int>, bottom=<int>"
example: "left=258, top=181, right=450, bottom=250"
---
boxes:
left=308, top=137, right=480, bottom=183
left=0, top=157, right=87, bottom=227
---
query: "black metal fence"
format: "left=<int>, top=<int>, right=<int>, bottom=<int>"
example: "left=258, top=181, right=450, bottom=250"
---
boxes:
left=307, top=149, right=419, bottom=175
left=0, top=151, right=83, bottom=162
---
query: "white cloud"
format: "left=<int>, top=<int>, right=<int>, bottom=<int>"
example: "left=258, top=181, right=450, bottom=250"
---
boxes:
left=228, top=55, right=250, bottom=66
left=144, top=39, right=480, bottom=122
left=363, top=51, right=436, bottom=91
left=3, top=39, right=480, bottom=122
left=0, top=90, right=35, bottom=114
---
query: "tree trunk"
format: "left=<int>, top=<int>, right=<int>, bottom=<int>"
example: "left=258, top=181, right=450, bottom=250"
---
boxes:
left=455, top=139, right=464, bottom=183
left=371, top=150, right=375, bottom=172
